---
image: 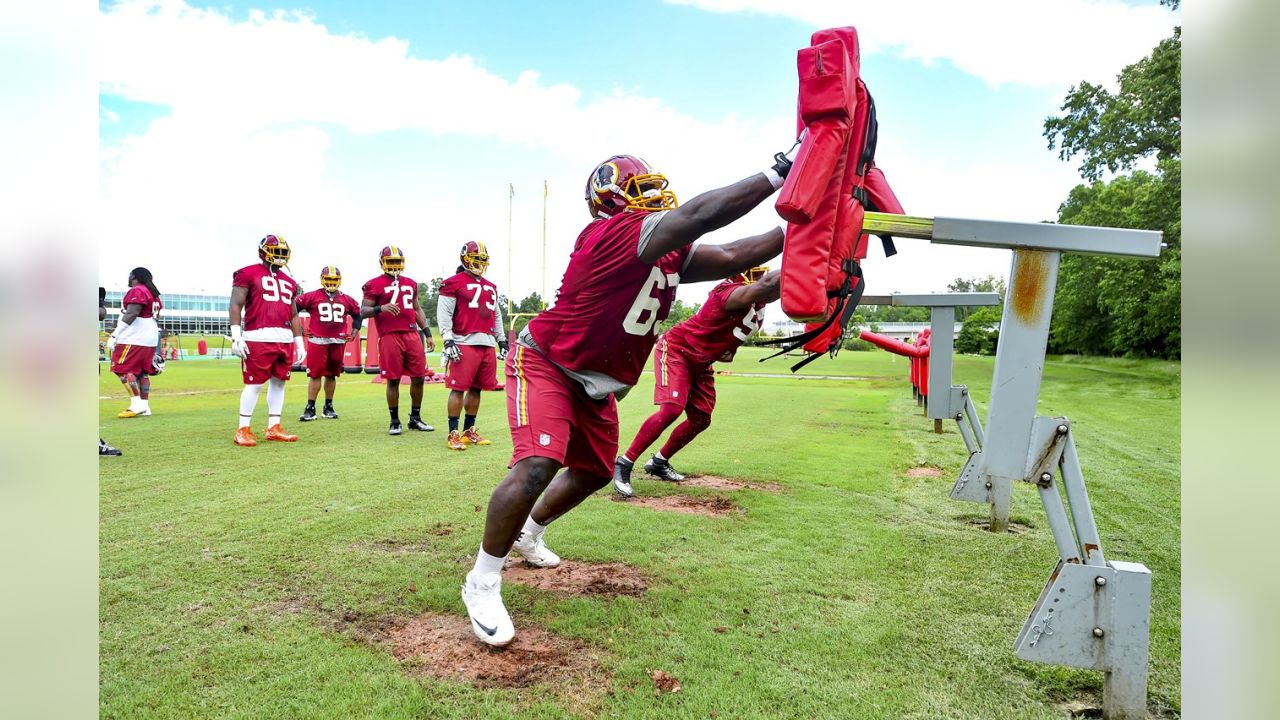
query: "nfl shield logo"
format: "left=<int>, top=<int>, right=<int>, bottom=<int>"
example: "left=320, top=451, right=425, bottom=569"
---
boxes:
left=538, top=433, right=551, bottom=447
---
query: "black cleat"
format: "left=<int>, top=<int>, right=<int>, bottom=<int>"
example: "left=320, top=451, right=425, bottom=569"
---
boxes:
left=612, top=457, right=635, bottom=497
left=389, top=421, right=403, bottom=436
left=322, top=406, right=339, bottom=419
left=407, top=416, right=435, bottom=432
left=99, top=439, right=122, bottom=457
left=644, top=456, right=685, bottom=482
left=299, top=407, right=317, bottom=422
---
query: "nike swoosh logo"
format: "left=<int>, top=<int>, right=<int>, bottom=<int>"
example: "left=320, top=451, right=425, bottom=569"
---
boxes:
left=471, top=616, right=498, bottom=636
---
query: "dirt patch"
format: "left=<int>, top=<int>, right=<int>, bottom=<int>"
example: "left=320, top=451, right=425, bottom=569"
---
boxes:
left=964, top=518, right=1033, bottom=534
left=610, top=494, right=740, bottom=517
left=354, top=538, right=432, bottom=553
left=681, top=474, right=783, bottom=492
left=351, top=611, right=605, bottom=693
left=503, top=559, right=648, bottom=597
left=905, top=466, right=943, bottom=478
left=1056, top=699, right=1103, bottom=718
left=651, top=669, right=682, bottom=695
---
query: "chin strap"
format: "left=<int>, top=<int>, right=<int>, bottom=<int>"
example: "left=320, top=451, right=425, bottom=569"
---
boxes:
left=757, top=260, right=865, bottom=373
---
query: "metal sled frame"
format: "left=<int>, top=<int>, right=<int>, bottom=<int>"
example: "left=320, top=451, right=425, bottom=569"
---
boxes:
left=863, top=213, right=1162, bottom=719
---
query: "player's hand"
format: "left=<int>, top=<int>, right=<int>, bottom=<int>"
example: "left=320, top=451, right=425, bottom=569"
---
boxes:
left=345, top=331, right=356, bottom=343
left=381, top=303, right=401, bottom=316
left=772, top=143, right=797, bottom=179
left=106, top=335, right=118, bottom=353
left=442, top=339, right=461, bottom=364
left=497, top=339, right=509, bottom=361
left=294, top=337, right=306, bottom=364
left=231, top=338, right=250, bottom=359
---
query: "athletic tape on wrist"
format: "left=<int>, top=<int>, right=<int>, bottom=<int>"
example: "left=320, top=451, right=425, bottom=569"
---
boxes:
left=763, top=167, right=784, bottom=190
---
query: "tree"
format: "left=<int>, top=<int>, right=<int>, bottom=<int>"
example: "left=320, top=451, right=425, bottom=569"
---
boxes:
left=955, top=306, right=1001, bottom=355
left=658, top=300, right=699, bottom=334
left=1042, top=2, right=1180, bottom=358
left=417, top=278, right=443, bottom=325
left=946, top=275, right=1006, bottom=321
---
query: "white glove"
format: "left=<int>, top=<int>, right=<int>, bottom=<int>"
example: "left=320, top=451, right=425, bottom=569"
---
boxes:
left=442, top=339, right=462, bottom=364
left=106, top=334, right=119, bottom=353
left=230, top=325, right=250, bottom=359
left=294, top=336, right=306, bottom=364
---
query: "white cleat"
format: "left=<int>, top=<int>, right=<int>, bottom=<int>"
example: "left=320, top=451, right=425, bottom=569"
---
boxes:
left=461, top=571, right=515, bottom=647
left=511, top=530, right=561, bottom=568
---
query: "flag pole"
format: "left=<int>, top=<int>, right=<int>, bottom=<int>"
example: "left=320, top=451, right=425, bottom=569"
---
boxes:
left=541, top=179, right=548, bottom=309
left=507, top=182, right=514, bottom=316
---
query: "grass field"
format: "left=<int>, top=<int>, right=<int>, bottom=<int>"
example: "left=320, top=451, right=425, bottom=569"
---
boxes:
left=98, top=348, right=1180, bottom=719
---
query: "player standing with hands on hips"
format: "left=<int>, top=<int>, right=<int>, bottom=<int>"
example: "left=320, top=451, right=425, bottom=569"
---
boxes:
left=229, top=235, right=305, bottom=447
left=438, top=241, right=507, bottom=451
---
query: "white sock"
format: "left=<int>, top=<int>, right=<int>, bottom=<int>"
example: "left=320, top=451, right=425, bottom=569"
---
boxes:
left=139, top=398, right=150, bottom=412
left=239, top=383, right=264, bottom=428
left=472, top=547, right=506, bottom=576
left=521, top=515, right=548, bottom=540
left=266, top=378, right=286, bottom=426
left=655, top=452, right=667, bottom=462
left=127, top=395, right=140, bottom=412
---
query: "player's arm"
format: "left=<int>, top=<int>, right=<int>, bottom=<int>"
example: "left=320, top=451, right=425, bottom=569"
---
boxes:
left=723, top=269, right=782, bottom=312
left=416, top=304, right=434, bottom=352
left=99, top=287, right=107, bottom=321
left=682, top=227, right=784, bottom=284
left=229, top=285, right=250, bottom=357
left=436, top=294, right=457, bottom=344
left=361, top=294, right=399, bottom=318
left=118, top=302, right=143, bottom=326
left=639, top=150, right=791, bottom=263
left=348, top=298, right=363, bottom=335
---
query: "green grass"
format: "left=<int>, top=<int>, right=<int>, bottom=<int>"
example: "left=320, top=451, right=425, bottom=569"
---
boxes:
left=99, top=348, right=1180, bottom=719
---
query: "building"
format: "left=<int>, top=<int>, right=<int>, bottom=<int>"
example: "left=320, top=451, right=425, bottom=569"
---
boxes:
left=102, top=290, right=231, bottom=337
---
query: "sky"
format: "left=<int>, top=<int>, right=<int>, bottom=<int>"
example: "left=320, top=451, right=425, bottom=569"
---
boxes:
left=97, top=0, right=1179, bottom=320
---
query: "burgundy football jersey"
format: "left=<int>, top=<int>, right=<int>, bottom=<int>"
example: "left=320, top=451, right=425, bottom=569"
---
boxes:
left=440, top=272, right=498, bottom=335
left=362, top=274, right=420, bottom=334
left=296, top=289, right=359, bottom=339
left=122, top=285, right=163, bottom=319
left=232, top=264, right=298, bottom=332
left=664, top=280, right=766, bottom=366
left=528, top=212, right=692, bottom=386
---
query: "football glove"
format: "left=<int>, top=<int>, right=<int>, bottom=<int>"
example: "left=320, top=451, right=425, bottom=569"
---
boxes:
left=497, top=339, right=509, bottom=361
left=442, top=339, right=462, bottom=364
left=294, top=336, right=306, bottom=364
left=106, top=333, right=119, bottom=353
left=230, top=325, right=250, bottom=359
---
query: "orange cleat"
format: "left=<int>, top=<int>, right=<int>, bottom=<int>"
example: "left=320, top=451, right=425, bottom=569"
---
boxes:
left=234, top=427, right=258, bottom=447
left=462, top=427, right=492, bottom=446
left=447, top=430, right=467, bottom=451
left=264, top=424, right=298, bottom=442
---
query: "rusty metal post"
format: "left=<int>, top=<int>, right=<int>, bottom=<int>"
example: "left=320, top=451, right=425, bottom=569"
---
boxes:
left=976, top=248, right=1060, bottom=532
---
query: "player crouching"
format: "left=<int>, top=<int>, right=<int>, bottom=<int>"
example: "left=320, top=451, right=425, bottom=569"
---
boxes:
left=229, top=235, right=305, bottom=446
left=438, top=241, right=507, bottom=451
left=296, top=266, right=362, bottom=421
left=614, top=268, right=780, bottom=497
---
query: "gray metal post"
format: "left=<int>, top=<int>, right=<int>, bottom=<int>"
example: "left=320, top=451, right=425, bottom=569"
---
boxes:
left=975, top=248, right=1060, bottom=532
left=927, top=305, right=955, bottom=422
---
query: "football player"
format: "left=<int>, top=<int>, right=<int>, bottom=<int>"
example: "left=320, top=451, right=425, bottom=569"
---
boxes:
left=438, top=242, right=507, bottom=451
left=100, top=286, right=122, bottom=457
left=229, top=235, right=305, bottom=447
left=461, top=152, right=792, bottom=646
left=613, top=268, right=781, bottom=497
left=107, top=267, right=164, bottom=419
left=295, top=266, right=362, bottom=421
left=361, top=246, right=436, bottom=435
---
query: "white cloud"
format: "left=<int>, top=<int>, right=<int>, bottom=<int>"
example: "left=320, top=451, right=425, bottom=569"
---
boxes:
left=98, top=0, right=796, bottom=298
left=665, top=0, right=1177, bottom=89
